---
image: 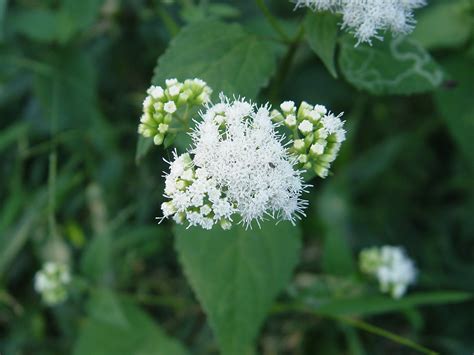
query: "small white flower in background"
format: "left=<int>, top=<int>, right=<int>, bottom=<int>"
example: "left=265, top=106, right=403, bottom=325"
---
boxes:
left=275, top=100, right=346, bottom=178
left=138, top=78, right=212, bottom=145
left=294, top=0, right=426, bottom=44
left=359, top=246, right=417, bottom=298
left=34, top=262, right=71, bottom=305
left=160, top=94, right=308, bottom=230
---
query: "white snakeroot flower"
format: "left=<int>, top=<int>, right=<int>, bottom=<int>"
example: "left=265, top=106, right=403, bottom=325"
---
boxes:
left=280, top=100, right=296, bottom=113
left=34, top=262, right=71, bottom=305
left=160, top=95, right=308, bottom=229
left=310, top=142, right=325, bottom=155
left=284, top=114, right=297, bottom=128
left=313, top=104, right=327, bottom=116
left=298, top=120, right=313, bottom=134
left=166, top=78, right=178, bottom=86
left=294, top=0, right=426, bottom=44
left=168, top=84, right=182, bottom=97
left=294, top=139, right=305, bottom=151
left=164, top=101, right=177, bottom=114
left=148, top=86, right=164, bottom=99
left=158, top=123, right=169, bottom=134
left=359, top=246, right=417, bottom=298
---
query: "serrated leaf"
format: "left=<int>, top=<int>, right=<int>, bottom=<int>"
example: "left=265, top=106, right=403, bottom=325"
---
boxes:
left=153, top=21, right=276, bottom=99
left=339, top=35, right=444, bottom=95
left=175, top=221, right=301, bottom=355
left=304, top=11, right=339, bottom=78
left=434, top=56, right=474, bottom=170
left=74, top=289, right=188, bottom=355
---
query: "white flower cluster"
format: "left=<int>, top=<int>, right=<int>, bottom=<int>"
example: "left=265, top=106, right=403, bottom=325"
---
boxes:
left=161, top=95, right=307, bottom=230
left=34, top=262, right=71, bottom=305
left=359, top=246, right=417, bottom=298
left=273, top=100, right=345, bottom=178
left=138, top=78, right=212, bottom=145
left=295, top=0, right=426, bottom=44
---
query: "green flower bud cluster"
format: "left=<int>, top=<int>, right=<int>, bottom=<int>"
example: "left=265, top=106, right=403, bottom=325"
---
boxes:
left=272, top=100, right=346, bottom=178
left=138, top=78, right=212, bottom=145
left=34, top=262, right=71, bottom=306
left=359, top=247, right=384, bottom=275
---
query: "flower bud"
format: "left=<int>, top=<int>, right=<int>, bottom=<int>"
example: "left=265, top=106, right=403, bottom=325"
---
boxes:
left=284, top=114, right=297, bottom=128
left=298, top=120, right=314, bottom=135
left=280, top=100, right=296, bottom=114
left=153, top=133, right=164, bottom=145
left=271, top=109, right=284, bottom=122
left=293, top=139, right=305, bottom=152
left=158, top=123, right=169, bottom=134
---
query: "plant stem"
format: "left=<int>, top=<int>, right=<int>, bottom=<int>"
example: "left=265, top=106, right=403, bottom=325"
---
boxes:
left=272, top=302, right=439, bottom=355
left=269, top=24, right=305, bottom=102
left=155, top=1, right=180, bottom=37
left=48, top=79, right=59, bottom=241
left=255, top=0, right=291, bottom=43
left=336, top=316, right=439, bottom=355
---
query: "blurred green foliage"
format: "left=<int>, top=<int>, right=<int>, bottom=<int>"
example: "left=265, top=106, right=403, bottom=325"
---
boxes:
left=0, top=0, right=473, bottom=354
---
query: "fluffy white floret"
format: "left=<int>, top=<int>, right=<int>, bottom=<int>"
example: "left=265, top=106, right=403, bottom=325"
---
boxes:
left=160, top=95, right=308, bottom=229
left=34, top=262, right=71, bottom=305
left=359, top=245, right=417, bottom=298
left=294, top=0, right=426, bottom=44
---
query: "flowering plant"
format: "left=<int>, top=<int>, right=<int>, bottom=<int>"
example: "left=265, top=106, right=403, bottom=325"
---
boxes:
left=2, top=0, right=472, bottom=354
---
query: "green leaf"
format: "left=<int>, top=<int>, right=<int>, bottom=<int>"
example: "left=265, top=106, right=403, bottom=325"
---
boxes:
left=0, top=0, right=7, bottom=41
left=135, top=136, right=154, bottom=164
left=153, top=20, right=276, bottom=99
left=6, top=1, right=103, bottom=43
left=339, top=35, right=444, bottom=95
left=57, top=0, right=104, bottom=42
left=340, top=133, right=406, bottom=191
left=434, top=56, right=474, bottom=170
left=305, top=292, right=472, bottom=317
left=62, top=0, right=103, bottom=30
left=317, top=185, right=355, bottom=276
left=7, top=8, right=60, bottom=42
left=0, top=122, right=28, bottom=153
left=74, top=289, right=188, bottom=355
left=33, top=48, right=102, bottom=133
left=80, top=233, right=113, bottom=285
left=175, top=221, right=301, bottom=355
left=304, top=11, right=339, bottom=78
left=411, top=1, right=471, bottom=50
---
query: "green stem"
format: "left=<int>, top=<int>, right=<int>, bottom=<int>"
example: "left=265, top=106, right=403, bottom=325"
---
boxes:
left=155, top=1, right=180, bottom=37
left=336, top=316, right=439, bottom=355
left=272, top=303, right=439, bottom=355
left=48, top=79, right=59, bottom=241
left=269, top=24, right=305, bottom=101
left=20, top=130, right=80, bottom=158
left=255, top=0, right=291, bottom=43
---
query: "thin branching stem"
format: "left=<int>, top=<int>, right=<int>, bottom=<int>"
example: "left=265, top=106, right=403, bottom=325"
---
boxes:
left=255, top=0, right=291, bottom=43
